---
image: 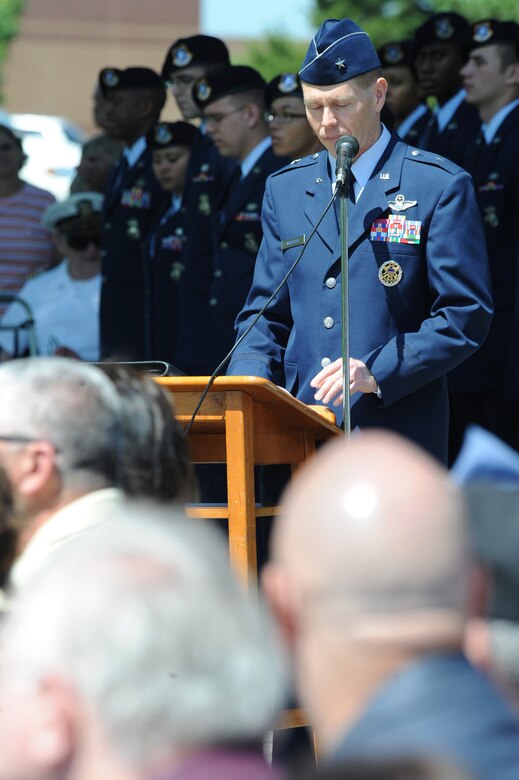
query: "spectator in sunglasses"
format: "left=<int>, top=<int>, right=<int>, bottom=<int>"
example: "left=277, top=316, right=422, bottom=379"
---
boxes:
left=0, top=192, right=103, bottom=361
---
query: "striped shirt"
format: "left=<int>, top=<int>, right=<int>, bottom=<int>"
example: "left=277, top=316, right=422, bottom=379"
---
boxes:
left=0, top=182, right=57, bottom=313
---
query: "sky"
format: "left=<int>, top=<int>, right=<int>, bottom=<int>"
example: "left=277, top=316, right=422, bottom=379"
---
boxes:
left=200, top=0, right=315, bottom=40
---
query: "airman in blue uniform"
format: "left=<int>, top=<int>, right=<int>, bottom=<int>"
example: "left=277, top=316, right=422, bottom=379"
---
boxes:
left=413, top=13, right=481, bottom=166
left=193, top=65, right=287, bottom=369
left=161, top=35, right=235, bottom=374
left=227, top=17, right=493, bottom=463
left=98, top=67, right=167, bottom=360
left=448, top=20, right=519, bottom=456
left=377, top=40, right=432, bottom=146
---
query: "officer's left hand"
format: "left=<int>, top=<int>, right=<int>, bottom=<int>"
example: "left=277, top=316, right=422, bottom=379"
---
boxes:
left=310, top=357, right=379, bottom=406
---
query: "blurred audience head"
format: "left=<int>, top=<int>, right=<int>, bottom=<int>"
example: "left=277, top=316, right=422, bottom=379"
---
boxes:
left=0, top=124, right=28, bottom=183
left=162, top=34, right=230, bottom=120
left=0, top=504, right=287, bottom=779
left=265, top=73, right=321, bottom=159
left=264, top=430, right=469, bottom=753
left=70, top=133, right=124, bottom=194
left=98, top=364, right=196, bottom=503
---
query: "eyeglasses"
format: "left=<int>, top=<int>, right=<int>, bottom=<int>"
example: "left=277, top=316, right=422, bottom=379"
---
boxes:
left=203, top=106, right=245, bottom=128
left=264, top=112, right=308, bottom=125
left=65, top=234, right=102, bottom=251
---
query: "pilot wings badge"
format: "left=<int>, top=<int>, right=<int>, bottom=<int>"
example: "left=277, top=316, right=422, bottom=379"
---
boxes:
left=387, top=193, right=417, bottom=212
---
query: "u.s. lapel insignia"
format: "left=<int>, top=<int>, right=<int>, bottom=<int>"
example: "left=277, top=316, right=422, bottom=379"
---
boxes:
left=388, top=193, right=417, bottom=211
left=380, top=172, right=390, bottom=180
left=378, top=261, right=403, bottom=287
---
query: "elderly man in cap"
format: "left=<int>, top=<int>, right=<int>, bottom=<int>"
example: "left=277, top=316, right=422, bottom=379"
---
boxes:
left=0, top=192, right=103, bottom=361
left=193, top=64, right=286, bottom=368
left=98, top=66, right=167, bottom=361
left=448, top=20, right=519, bottom=458
left=161, top=35, right=235, bottom=374
left=413, top=12, right=481, bottom=165
left=263, top=430, right=519, bottom=778
left=227, top=17, right=492, bottom=463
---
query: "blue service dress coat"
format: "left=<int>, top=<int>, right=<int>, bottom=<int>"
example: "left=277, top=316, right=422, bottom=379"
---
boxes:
left=450, top=104, right=519, bottom=400
left=174, top=130, right=236, bottom=374
left=227, top=134, right=492, bottom=463
left=418, top=100, right=481, bottom=167
left=209, top=145, right=286, bottom=370
left=333, top=652, right=519, bottom=780
left=100, top=145, right=168, bottom=360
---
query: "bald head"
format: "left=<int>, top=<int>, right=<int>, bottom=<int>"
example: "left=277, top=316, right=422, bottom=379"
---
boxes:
left=274, top=431, right=469, bottom=643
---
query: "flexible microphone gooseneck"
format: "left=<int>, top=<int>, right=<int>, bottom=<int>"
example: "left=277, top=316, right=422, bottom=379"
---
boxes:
left=335, top=135, right=359, bottom=186
left=184, top=181, right=340, bottom=437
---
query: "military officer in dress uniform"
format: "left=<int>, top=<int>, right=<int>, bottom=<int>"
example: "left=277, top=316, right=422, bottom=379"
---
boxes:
left=448, top=20, right=519, bottom=457
left=227, top=17, right=493, bottom=464
left=99, top=67, right=167, bottom=360
left=161, top=35, right=235, bottom=374
left=143, top=121, right=197, bottom=369
left=192, top=65, right=288, bottom=369
left=413, top=12, right=481, bottom=166
left=377, top=40, right=432, bottom=145
left=264, top=73, right=322, bottom=159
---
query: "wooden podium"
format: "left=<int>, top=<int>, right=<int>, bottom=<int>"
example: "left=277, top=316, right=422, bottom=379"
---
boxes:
left=156, top=376, right=340, bottom=589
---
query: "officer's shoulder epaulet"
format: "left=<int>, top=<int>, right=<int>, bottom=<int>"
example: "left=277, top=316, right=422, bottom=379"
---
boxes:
left=271, top=152, right=321, bottom=178
left=405, top=146, right=462, bottom=174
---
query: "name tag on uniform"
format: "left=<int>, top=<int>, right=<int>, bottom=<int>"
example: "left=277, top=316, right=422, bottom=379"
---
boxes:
left=281, top=234, right=306, bottom=250
left=370, top=215, right=421, bottom=245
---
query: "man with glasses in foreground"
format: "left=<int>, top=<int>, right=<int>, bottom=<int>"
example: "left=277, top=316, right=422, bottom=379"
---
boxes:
left=193, top=65, right=287, bottom=368
left=0, top=193, right=103, bottom=361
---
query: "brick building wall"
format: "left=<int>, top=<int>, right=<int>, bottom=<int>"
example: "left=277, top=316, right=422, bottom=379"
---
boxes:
left=3, top=0, right=201, bottom=132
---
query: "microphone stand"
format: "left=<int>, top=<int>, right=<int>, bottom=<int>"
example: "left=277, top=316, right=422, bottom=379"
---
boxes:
left=336, top=169, right=353, bottom=439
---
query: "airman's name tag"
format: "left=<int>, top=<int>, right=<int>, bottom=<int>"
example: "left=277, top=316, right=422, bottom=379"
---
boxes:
left=281, top=234, right=306, bottom=250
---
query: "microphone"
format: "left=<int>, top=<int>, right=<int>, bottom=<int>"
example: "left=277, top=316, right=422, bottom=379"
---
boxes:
left=335, top=135, right=359, bottom=185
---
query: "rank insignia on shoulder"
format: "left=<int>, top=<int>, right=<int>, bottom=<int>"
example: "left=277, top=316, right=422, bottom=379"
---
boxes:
left=281, top=234, right=306, bottom=250
left=387, top=193, right=417, bottom=211
left=370, top=216, right=421, bottom=244
left=378, top=260, right=403, bottom=287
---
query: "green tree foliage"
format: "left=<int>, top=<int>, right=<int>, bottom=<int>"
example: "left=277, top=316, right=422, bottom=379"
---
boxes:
left=0, top=0, right=24, bottom=101
left=312, top=0, right=519, bottom=47
left=244, top=0, right=517, bottom=82
left=245, top=34, right=308, bottom=80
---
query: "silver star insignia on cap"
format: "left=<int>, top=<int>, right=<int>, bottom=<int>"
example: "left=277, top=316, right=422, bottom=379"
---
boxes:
left=335, top=58, right=346, bottom=71
left=388, top=193, right=417, bottom=212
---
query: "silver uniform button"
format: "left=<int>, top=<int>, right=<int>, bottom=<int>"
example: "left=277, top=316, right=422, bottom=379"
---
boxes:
left=411, top=150, right=420, bottom=156
left=209, top=297, right=218, bottom=306
left=220, top=241, right=228, bottom=249
left=323, top=316, right=334, bottom=329
left=213, top=269, right=223, bottom=278
left=321, top=357, right=331, bottom=368
left=325, top=277, right=336, bottom=289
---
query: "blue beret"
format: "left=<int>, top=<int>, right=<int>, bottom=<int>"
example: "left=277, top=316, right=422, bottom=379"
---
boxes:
left=147, top=121, right=197, bottom=150
left=299, top=18, right=381, bottom=86
left=265, top=73, right=303, bottom=107
left=469, top=19, right=519, bottom=57
left=161, top=35, right=230, bottom=80
left=193, top=65, right=265, bottom=110
left=413, top=13, right=471, bottom=52
left=98, top=67, right=164, bottom=96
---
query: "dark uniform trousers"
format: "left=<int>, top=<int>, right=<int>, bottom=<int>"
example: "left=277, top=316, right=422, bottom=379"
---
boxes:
left=100, top=146, right=167, bottom=360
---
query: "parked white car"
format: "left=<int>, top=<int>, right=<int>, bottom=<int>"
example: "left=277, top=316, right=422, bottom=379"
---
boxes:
left=7, top=113, right=87, bottom=201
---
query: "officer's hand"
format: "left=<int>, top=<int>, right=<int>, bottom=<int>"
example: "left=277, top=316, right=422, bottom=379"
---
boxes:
left=310, top=357, right=379, bottom=406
